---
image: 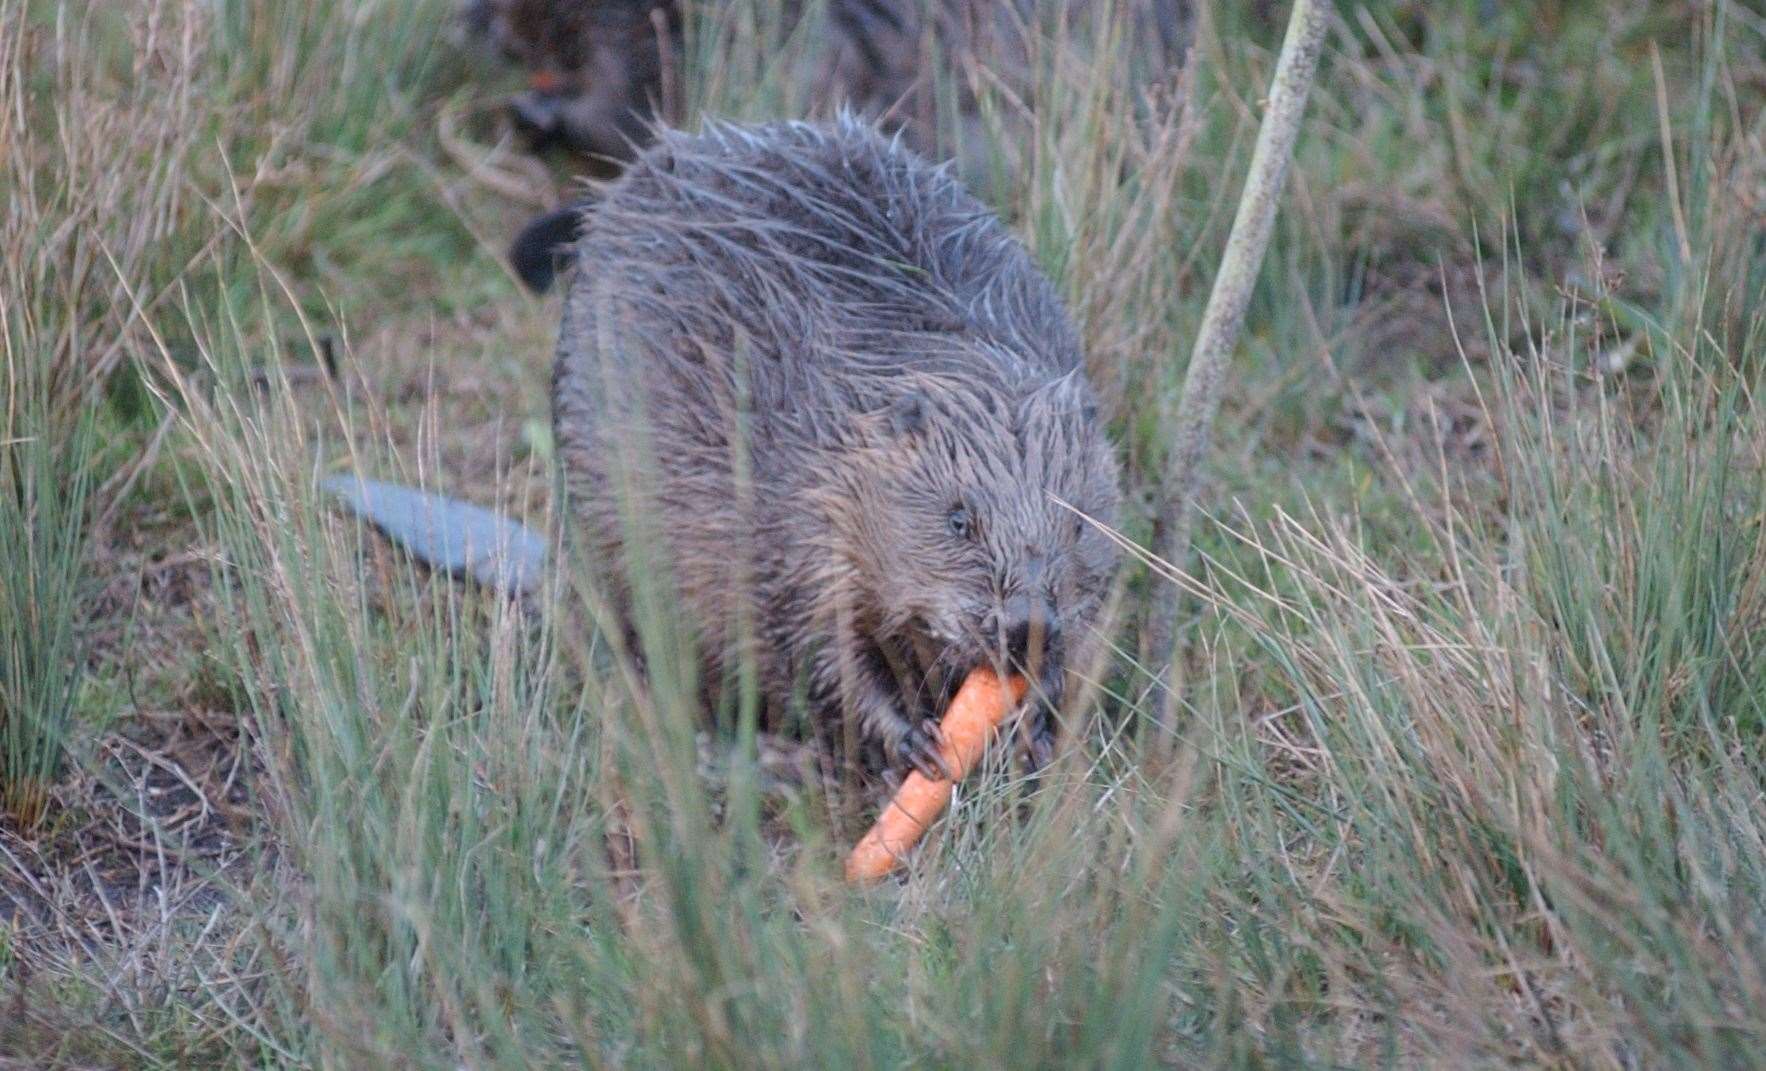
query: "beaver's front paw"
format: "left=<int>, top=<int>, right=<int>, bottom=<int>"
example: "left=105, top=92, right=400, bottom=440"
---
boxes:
left=896, top=719, right=952, bottom=781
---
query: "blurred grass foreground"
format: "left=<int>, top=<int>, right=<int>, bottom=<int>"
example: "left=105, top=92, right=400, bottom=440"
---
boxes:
left=4, top=1, right=1766, bottom=1067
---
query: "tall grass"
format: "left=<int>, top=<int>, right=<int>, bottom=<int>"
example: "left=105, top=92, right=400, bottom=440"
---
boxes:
left=0, top=0, right=143, bottom=828
left=0, top=344, right=96, bottom=829
left=1500, top=280, right=1766, bottom=752
left=165, top=287, right=1766, bottom=1066
left=11, top=0, right=1766, bottom=1067
left=0, top=0, right=525, bottom=1058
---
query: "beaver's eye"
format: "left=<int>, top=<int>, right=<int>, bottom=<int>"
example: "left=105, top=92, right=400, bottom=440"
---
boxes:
left=947, top=504, right=971, bottom=539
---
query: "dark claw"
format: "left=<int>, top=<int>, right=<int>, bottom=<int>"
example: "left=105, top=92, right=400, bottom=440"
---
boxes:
left=897, top=720, right=951, bottom=780
left=1021, top=705, right=1056, bottom=776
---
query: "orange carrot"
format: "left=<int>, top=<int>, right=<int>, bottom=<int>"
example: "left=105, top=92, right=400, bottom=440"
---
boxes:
left=845, top=667, right=1028, bottom=883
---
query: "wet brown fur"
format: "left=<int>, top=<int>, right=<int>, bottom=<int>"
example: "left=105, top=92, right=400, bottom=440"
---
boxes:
left=553, top=118, right=1120, bottom=773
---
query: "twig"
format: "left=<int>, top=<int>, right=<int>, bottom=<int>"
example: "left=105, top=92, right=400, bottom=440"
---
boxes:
left=435, top=96, right=557, bottom=210
left=1145, top=0, right=1330, bottom=720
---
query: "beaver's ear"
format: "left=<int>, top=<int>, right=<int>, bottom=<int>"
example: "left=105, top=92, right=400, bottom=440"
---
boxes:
left=887, top=391, right=928, bottom=438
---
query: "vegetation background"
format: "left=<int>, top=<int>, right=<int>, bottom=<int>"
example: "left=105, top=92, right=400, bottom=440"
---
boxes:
left=4, top=0, right=1765, bottom=1066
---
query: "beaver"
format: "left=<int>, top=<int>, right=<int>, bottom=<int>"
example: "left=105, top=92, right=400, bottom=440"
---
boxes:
left=459, top=0, right=684, bottom=161
left=552, top=117, right=1121, bottom=776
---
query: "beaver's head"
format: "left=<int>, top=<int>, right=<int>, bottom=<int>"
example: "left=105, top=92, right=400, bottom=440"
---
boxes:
left=831, top=370, right=1121, bottom=709
left=464, top=0, right=670, bottom=158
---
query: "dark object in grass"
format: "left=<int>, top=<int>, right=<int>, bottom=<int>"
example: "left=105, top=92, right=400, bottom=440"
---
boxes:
left=552, top=117, right=1122, bottom=780
left=321, top=475, right=547, bottom=596
left=315, top=333, right=339, bottom=376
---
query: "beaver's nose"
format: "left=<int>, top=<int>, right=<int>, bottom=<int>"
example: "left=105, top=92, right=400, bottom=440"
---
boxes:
left=1001, top=592, right=1060, bottom=665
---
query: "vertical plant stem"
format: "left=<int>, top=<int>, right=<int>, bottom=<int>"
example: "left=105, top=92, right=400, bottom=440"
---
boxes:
left=1649, top=42, right=1694, bottom=268
left=1145, top=0, right=1330, bottom=714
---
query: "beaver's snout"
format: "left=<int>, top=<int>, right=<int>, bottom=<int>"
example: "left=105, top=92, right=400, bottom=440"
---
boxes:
left=986, top=590, right=1066, bottom=753
left=995, top=591, right=1061, bottom=668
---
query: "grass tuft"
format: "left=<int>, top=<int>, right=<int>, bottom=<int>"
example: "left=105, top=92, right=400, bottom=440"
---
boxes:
left=0, top=350, right=96, bottom=830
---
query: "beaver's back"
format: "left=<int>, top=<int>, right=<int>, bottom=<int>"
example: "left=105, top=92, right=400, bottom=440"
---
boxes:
left=555, top=118, right=1083, bottom=436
